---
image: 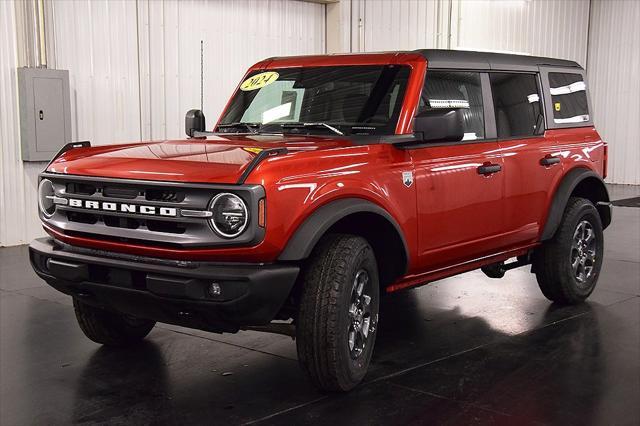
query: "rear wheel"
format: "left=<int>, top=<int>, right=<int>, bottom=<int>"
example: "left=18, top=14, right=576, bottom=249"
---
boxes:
left=73, top=299, right=156, bottom=346
left=296, top=234, right=380, bottom=392
left=533, top=197, right=604, bottom=304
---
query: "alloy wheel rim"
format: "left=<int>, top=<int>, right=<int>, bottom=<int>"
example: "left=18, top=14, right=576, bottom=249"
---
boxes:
left=347, top=269, right=374, bottom=359
left=570, top=220, right=597, bottom=285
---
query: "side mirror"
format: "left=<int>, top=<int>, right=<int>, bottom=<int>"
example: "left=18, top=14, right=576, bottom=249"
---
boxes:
left=185, top=109, right=206, bottom=137
left=413, top=109, right=464, bottom=143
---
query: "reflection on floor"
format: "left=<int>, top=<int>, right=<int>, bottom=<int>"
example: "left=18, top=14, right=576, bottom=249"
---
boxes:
left=1, top=185, right=638, bottom=425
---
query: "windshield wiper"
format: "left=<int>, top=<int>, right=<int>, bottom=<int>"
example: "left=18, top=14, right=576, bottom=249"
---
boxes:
left=281, top=122, right=344, bottom=136
left=217, top=122, right=260, bottom=134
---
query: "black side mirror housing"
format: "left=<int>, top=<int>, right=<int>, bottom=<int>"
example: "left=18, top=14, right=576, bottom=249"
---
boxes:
left=413, top=109, right=465, bottom=143
left=185, top=109, right=206, bottom=137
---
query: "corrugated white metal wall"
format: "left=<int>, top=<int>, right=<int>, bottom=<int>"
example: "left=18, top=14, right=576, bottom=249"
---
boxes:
left=359, top=0, right=446, bottom=51
left=139, top=0, right=325, bottom=141
left=1, top=0, right=20, bottom=245
left=0, top=1, right=44, bottom=247
left=52, top=0, right=142, bottom=145
left=0, top=0, right=325, bottom=246
left=587, top=0, right=640, bottom=185
left=357, top=0, right=590, bottom=67
left=48, top=0, right=325, bottom=145
left=453, top=0, right=590, bottom=66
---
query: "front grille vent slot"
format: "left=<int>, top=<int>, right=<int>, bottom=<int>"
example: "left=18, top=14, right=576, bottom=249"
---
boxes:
left=145, top=188, right=185, bottom=203
left=147, top=220, right=186, bottom=234
left=103, top=215, right=140, bottom=229
left=103, top=186, right=139, bottom=199
left=67, top=211, right=97, bottom=224
left=68, top=212, right=186, bottom=234
left=66, top=182, right=96, bottom=195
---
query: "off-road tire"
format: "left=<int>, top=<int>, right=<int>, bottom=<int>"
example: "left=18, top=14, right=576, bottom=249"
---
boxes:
left=73, top=298, right=156, bottom=346
left=296, top=234, right=380, bottom=392
left=533, top=197, right=604, bottom=304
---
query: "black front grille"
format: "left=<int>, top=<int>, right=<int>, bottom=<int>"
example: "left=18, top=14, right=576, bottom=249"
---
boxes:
left=41, top=173, right=264, bottom=248
left=70, top=214, right=185, bottom=234
left=67, top=182, right=184, bottom=203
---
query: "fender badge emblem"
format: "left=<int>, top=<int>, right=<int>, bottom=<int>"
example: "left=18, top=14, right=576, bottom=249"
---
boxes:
left=402, top=171, right=413, bottom=188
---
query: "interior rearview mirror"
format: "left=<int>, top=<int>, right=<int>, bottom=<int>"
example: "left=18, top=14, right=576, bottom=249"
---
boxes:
left=185, top=109, right=206, bottom=137
left=413, top=109, right=465, bottom=143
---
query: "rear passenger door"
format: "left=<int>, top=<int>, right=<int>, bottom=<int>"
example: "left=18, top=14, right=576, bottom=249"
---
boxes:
left=410, top=71, right=506, bottom=272
left=490, top=72, right=564, bottom=248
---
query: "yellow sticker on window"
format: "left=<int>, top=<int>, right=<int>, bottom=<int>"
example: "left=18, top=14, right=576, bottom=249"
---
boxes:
left=554, top=102, right=561, bottom=112
left=243, top=147, right=264, bottom=155
left=240, top=72, right=279, bottom=91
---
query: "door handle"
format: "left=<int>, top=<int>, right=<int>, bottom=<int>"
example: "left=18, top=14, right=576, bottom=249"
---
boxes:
left=540, top=155, right=560, bottom=166
left=477, top=163, right=502, bottom=175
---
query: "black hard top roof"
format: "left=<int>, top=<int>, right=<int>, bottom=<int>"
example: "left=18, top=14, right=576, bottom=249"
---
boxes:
left=415, top=49, right=582, bottom=71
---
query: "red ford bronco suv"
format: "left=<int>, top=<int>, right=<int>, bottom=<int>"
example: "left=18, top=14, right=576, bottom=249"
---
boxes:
left=30, top=50, right=612, bottom=391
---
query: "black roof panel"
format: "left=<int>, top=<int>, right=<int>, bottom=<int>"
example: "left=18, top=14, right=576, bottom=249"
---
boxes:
left=415, top=49, right=582, bottom=71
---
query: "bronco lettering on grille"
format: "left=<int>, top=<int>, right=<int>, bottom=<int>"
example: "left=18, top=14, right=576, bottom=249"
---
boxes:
left=67, top=198, right=177, bottom=217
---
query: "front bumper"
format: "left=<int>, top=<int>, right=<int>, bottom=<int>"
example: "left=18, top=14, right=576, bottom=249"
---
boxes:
left=29, top=238, right=299, bottom=333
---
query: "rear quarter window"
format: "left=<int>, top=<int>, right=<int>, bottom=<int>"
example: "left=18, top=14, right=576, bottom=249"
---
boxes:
left=549, top=73, right=590, bottom=124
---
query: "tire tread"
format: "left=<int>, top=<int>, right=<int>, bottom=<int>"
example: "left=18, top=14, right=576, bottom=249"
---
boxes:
left=296, top=234, right=377, bottom=391
left=73, top=299, right=155, bottom=346
left=534, top=197, right=603, bottom=304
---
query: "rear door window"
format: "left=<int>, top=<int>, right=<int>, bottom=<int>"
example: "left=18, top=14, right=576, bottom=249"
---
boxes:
left=548, top=73, right=590, bottom=124
left=419, top=71, right=485, bottom=141
left=489, top=73, right=543, bottom=138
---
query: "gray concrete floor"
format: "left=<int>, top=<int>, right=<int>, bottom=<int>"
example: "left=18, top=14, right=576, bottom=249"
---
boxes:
left=1, top=185, right=638, bottom=425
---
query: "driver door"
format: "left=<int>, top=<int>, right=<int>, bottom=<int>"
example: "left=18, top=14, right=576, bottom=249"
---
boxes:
left=409, top=71, right=506, bottom=272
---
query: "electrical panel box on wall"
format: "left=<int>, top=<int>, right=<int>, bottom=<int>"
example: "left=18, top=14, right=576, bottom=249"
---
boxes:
left=18, top=68, right=72, bottom=161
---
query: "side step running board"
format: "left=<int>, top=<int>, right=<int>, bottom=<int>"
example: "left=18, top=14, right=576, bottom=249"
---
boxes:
left=481, top=253, right=532, bottom=279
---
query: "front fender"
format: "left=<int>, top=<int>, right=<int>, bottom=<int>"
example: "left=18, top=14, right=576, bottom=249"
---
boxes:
left=278, top=197, right=409, bottom=267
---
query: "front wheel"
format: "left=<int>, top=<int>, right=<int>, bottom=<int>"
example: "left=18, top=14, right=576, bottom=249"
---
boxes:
left=296, top=234, right=380, bottom=392
left=73, top=299, right=156, bottom=346
left=533, top=197, right=604, bottom=304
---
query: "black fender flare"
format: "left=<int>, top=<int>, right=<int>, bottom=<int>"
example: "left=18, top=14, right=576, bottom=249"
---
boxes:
left=541, top=168, right=611, bottom=241
left=278, top=198, right=409, bottom=272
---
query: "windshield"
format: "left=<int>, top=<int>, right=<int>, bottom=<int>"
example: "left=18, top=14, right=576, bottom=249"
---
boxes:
left=218, top=65, right=411, bottom=136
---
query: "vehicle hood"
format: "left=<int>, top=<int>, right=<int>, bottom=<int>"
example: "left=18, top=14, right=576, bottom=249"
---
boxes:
left=47, top=134, right=353, bottom=184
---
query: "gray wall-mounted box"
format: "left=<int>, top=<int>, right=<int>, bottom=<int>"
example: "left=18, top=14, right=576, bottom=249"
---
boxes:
left=18, top=68, right=72, bottom=161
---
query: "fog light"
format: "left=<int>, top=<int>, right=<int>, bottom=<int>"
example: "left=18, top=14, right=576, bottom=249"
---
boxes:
left=208, top=282, right=222, bottom=297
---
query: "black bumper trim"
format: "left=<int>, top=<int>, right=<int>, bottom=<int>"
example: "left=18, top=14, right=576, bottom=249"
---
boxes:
left=29, top=238, right=299, bottom=333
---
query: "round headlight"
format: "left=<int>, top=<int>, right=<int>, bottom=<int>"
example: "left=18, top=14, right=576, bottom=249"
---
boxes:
left=209, top=193, right=249, bottom=238
left=38, top=179, right=56, bottom=218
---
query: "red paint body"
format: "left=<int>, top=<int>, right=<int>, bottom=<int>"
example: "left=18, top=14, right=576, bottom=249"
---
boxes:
left=44, top=52, right=607, bottom=292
